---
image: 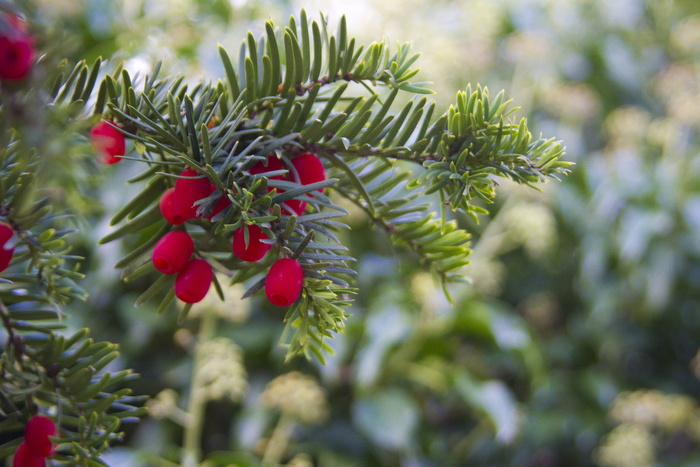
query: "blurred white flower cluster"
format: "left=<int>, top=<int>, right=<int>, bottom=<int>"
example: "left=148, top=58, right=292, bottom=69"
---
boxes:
left=595, top=423, right=655, bottom=467
left=196, top=337, right=247, bottom=402
left=188, top=279, right=250, bottom=324
left=610, top=390, right=696, bottom=431
left=260, top=371, right=329, bottom=424
left=597, top=389, right=700, bottom=467
left=146, top=388, right=179, bottom=420
left=503, top=201, right=558, bottom=258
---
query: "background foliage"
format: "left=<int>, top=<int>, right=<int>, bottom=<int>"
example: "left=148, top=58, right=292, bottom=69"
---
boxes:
left=3, top=0, right=700, bottom=466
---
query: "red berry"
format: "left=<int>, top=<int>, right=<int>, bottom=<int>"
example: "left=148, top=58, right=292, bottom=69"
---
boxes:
left=285, top=153, right=326, bottom=216
left=292, top=153, right=326, bottom=191
left=24, top=415, right=55, bottom=457
left=0, top=222, right=14, bottom=273
left=159, top=188, right=186, bottom=225
left=250, top=155, right=288, bottom=195
left=0, top=15, right=34, bottom=82
left=265, top=258, right=304, bottom=307
left=175, top=258, right=212, bottom=304
left=13, top=443, right=44, bottom=467
left=284, top=157, right=306, bottom=215
left=249, top=155, right=308, bottom=216
left=90, top=120, right=126, bottom=165
left=174, top=169, right=211, bottom=220
left=284, top=199, right=307, bottom=216
left=249, top=155, right=286, bottom=180
left=232, top=224, right=272, bottom=262
left=206, top=184, right=232, bottom=220
left=152, top=231, right=194, bottom=274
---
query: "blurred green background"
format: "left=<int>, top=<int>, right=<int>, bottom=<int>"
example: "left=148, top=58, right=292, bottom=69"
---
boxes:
left=20, top=0, right=700, bottom=465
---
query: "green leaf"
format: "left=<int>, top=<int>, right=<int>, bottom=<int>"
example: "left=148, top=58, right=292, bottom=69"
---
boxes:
left=219, top=45, right=241, bottom=99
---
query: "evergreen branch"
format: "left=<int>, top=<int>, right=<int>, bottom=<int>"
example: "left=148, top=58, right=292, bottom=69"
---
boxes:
left=85, top=11, right=569, bottom=364
left=0, top=129, right=144, bottom=464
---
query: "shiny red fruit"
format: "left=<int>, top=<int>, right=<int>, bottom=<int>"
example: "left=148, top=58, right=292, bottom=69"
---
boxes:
left=90, top=120, right=125, bottom=165
left=284, top=199, right=307, bottom=216
left=175, top=258, right=212, bottom=304
left=25, top=415, right=56, bottom=457
left=250, top=155, right=288, bottom=196
left=285, top=153, right=327, bottom=215
left=232, top=224, right=271, bottom=262
left=13, top=443, right=44, bottom=467
left=249, top=155, right=306, bottom=216
left=249, top=155, right=286, bottom=181
left=0, top=222, right=14, bottom=273
left=0, top=15, right=34, bottom=82
left=175, top=169, right=211, bottom=220
left=152, top=231, right=194, bottom=274
left=292, top=153, right=326, bottom=191
left=265, top=258, right=304, bottom=307
left=206, top=184, right=232, bottom=220
left=159, top=188, right=186, bottom=225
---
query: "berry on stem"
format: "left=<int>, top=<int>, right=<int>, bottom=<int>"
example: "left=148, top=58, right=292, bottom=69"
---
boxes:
left=24, top=415, right=56, bottom=457
left=13, top=443, right=44, bottom=467
left=232, top=224, right=272, bottom=262
left=0, top=222, right=15, bottom=273
left=0, top=14, right=34, bottom=82
left=174, top=169, right=211, bottom=220
left=265, top=258, right=304, bottom=307
left=159, top=188, right=186, bottom=225
left=249, top=155, right=286, bottom=184
left=175, top=258, right=212, bottom=304
left=292, top=153, right=327, bottom=191
left=206, top=184, right=232, bottom=220
left=90, top=120, right=126, bottom=165
left=249, top=155, right=308, bottom=215
left=284, top=198, right=307, bottom=217
left=152, top=231, right=194, bottom=274
left=286, top=153, right=327, bottom=215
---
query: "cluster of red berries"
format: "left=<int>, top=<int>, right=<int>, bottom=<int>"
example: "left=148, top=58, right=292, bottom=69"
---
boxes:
left=13, top=415, right=56, bottom=467
left=0, top=222, right=15, bottom=273
left=151, top=153, right=325, bottom=307
left=232, top=224, right=304, bottom=306
left=235, top=152, right=325, bottom=306
left=248, top=152, right=327, bottom=215
left=0, top=13, right=35, bottom=82
left=153, top=169, right=222, bottom=304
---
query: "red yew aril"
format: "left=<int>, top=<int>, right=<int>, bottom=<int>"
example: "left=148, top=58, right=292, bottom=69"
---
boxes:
left=232, top=224, right=271, bottom=262
left=159, top=188, right=186, bottom=225
left=90, top=120, right=126, bottom=165
left=284, top=199, right=307, bottom=216
left=175, top=258, right=212, bottom=304
left=284, top=155, right=306, bottom=216
left=249, top=155, right=286, bottom=182
left=250, top=155, right=289, bottom=196
left=206, top=184, right=232, bottom=220
left=292, top=153, right=326, bottom=191
left=0, top=14, right=34, bottom=82
left=24, top=415, right=56, bottom=457
left=152, top=231, right=194, bottom=274
left=174, top=169, right=211, bottom=219
left=286, top=153, right=326, bottom=215
left=0, top=222, right=14, bottom=273
left=13, top=443, right=44, bottom=467
left=265, top=258, right=304, bottom=306
left=248, top=155, right=308, bottom=216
